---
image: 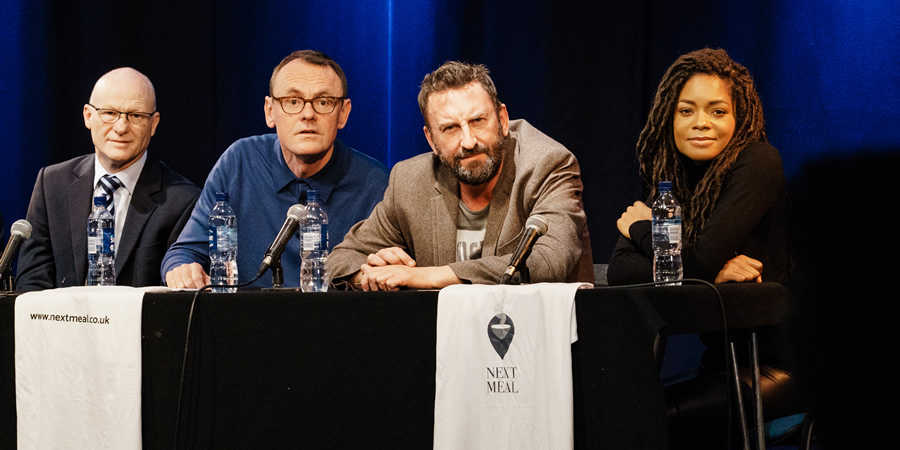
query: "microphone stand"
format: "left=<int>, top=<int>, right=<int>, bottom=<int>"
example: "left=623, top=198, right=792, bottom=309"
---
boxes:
left=502, top=266, right=530, bottom=285
left=516, top=267, right=530, bottom=285
left=271, top=255, right=284, bottom=288
left=262, top=255, right=300, bottom=291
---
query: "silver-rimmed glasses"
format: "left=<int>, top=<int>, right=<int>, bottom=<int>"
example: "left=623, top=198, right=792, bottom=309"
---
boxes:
left=87, top=104, right=157, bottom=125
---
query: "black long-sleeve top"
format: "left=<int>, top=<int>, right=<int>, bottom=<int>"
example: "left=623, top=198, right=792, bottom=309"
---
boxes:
left=608, top=141, right=789, bottom=286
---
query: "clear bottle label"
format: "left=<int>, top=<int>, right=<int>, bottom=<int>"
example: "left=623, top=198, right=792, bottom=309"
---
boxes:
left=302, top=224, right=327, bottom=251
left=209, top=225, right=236, bottom=252
left=88, top=235, right=100, bottom=255
left=218, top=226, right=235, bottom=247
left=666, top=223, right=681, bottom=245
left=653, top=221, right=681, bottom=246
left=102, top=227, right=115, bottom=254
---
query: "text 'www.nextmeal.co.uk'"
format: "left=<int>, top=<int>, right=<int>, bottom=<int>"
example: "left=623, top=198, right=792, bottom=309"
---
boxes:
left=29, top=313, right=110, bottom=325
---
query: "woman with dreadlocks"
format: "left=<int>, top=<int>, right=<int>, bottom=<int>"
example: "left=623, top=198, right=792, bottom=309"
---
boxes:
left=609, top=47, right=788, bottom=285
left=608, top=48, right=800, bottom=448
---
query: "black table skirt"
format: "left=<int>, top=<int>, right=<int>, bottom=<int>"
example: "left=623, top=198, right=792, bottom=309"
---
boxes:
left=0, top=294, right=15, bottom=450
left=145, top=289, right=668, bottom=449
left=3, top=282, right=790, bottom=449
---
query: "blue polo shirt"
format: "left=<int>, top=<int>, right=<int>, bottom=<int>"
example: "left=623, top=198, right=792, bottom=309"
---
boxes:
left=162, top=134, right=389, bottom=288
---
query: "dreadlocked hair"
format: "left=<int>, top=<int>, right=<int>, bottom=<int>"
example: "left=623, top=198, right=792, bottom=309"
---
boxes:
left=636, top=48, right=767, bottom=243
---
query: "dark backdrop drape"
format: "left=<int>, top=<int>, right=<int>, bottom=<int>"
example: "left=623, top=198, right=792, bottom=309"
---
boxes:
left=2, top=1, right=899, bottom=446
left=1, top=0, right=898, bottom=265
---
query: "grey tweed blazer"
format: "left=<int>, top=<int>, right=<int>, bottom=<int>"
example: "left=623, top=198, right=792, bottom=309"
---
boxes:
left=330, top=119, right=593, bottom=287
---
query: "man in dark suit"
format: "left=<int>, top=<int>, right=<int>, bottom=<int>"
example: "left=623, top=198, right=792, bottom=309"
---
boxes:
left=16, top=67, right=200, bottom=291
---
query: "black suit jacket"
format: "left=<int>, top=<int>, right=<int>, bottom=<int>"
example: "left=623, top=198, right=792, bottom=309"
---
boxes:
left=16, top=154, right=200, bottom=291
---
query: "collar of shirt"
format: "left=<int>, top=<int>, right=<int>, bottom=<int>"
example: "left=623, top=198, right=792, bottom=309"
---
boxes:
left=93, top=151, right=147, bottom=249
left=271, top=138, right=350, bottom=204
left=93, top=150, right=147, bottom=196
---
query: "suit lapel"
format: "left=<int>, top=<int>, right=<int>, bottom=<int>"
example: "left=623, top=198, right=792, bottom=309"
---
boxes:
left=432, top=163, right=460, bottom=266
left=69, top=157, right=95, bottom=285
left=482, top=137, right=517, bottom=256
left=115, top=159, right=161, bottom=275
left=430, top=136, right=518, bottom=265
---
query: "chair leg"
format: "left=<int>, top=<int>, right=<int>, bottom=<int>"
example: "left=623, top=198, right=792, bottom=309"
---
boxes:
left=750, top=332, right=765, bottom=449
left=800, top=414, right=816, bottom=450
left=729, top=341, right=751, bottom=450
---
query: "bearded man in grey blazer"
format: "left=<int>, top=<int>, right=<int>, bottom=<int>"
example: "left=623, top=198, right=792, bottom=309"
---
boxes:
left=15, top=68, right=199, bottom=291
left=330, top=61, right=592, bottom=291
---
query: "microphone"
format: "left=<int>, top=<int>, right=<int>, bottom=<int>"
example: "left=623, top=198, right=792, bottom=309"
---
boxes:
left=499, top=214, right=548, bottom=285
left=256, top=204, right=306, bottom=278
left=0, top=219, right=33, bottom=281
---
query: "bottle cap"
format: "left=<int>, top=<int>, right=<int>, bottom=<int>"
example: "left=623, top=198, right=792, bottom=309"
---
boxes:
left=306, top=190, right=318, bottom=203
left=94, top=196, right=106, bottom=206
left=658, top=181, right=672, bottom=191
left=215, top=192, right=229, bottom=202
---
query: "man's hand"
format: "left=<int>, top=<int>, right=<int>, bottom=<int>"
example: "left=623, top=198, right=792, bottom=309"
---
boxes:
left=617, top=201, right=651, bottom=239
left=366, top=247, right=417, bottom=268
left=357, top=264, right=461, bottom=291
left=715, top=254, right=763, bottom=283
left=350, top=247, right=461, bottom=291
left=165, top=263, right=211, bottom=289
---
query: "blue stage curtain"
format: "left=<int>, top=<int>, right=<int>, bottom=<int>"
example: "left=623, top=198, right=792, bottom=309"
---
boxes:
left=0, top=0, right=897, bottom=264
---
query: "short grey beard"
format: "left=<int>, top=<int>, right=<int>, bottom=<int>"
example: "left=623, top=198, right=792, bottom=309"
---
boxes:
left=450, top=151, right=500, bottom=185
left=440, top=131, right=507, bottom=185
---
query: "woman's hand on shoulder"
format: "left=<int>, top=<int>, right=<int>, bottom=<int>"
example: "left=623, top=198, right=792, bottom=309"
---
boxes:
left=715, top=254, right=763, bottom=283
left=616, top=201, right=652, bottom=239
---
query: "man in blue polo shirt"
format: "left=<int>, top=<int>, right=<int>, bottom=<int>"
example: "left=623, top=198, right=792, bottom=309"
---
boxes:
left=162, top=50, right=389, bottom=289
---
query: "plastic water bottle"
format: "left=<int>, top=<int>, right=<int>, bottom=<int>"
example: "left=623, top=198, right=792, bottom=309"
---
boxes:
left=209, top=192, right=238, bottom=293
left=652, top=181, right=683, bottom=285
left=300, top=190, right=330, bottom=292
left=87, top=196, right=116, bottom=286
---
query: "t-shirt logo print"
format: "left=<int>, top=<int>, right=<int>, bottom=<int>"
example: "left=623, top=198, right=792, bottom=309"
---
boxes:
left=487, top=313, right=515, bottom=359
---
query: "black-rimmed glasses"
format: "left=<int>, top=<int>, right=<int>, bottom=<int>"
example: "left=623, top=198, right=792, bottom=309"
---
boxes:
left=272, top=96, right=345, bottom=114
left=87, top=104, right=157, bottom=125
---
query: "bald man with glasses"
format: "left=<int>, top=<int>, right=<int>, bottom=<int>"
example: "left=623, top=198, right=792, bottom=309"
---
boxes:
left=15, top=67, right=200, bottom=291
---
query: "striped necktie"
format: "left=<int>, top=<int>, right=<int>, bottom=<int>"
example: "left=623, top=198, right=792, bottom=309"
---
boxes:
left=98, top=174, right=124, bottom=215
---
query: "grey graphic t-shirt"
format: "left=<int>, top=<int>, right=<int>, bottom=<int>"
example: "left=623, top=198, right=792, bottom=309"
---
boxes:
left=456, top=202, right=488, bottom=261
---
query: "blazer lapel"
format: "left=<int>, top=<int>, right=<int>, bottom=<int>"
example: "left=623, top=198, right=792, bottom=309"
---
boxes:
left=482, top=137, right=517, bottom=256
left=69, top=157, right=94, bottom=285
left=115, top=159, right=161, bottom=275
left=429, top=136, right=519, bottom=265
left=432, top=163, right=460, bottom=266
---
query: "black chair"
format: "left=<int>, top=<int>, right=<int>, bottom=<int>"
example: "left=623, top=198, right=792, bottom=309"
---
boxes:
left=592, top=263, right=608, bottom=286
